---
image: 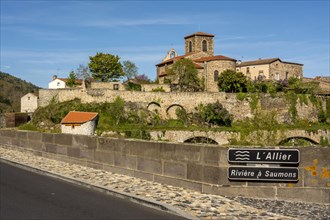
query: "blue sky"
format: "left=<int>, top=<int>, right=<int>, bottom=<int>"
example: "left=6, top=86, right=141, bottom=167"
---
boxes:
left=1, top=0, right=329, bottom=88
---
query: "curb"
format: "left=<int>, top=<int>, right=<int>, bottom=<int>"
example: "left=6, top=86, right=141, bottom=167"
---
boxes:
left=0, top=158, right=199, bottom=220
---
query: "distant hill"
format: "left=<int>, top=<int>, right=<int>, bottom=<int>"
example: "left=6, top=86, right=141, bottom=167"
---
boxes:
left=0, top=72, right=40, bottom=113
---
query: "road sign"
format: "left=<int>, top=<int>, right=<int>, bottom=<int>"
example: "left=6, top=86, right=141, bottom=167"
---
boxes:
left=228, top=166, right=299, bottom=182
left=228, top=148, right=300, bottom=164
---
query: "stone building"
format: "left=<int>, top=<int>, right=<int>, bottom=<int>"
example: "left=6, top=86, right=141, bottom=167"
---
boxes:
left=156, top=32, right=303, bottom=92
left=156, top=32, right=237, bottom=92
left=236, top=58, right=303, bottom=81
left=21, top=93, right=38, bottom=113
left=61, top=111, right=98, bottom=135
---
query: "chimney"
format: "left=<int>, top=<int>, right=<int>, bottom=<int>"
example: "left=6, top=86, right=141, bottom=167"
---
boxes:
left=53, top=75, right=57, bottom=80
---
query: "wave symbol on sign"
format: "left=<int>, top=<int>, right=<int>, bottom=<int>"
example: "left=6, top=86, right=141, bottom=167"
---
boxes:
left=235, top=151, right=250, bottom=161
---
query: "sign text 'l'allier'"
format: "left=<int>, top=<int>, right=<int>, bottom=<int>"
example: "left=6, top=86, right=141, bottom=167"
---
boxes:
left=228, top=149, right=300, bottom=164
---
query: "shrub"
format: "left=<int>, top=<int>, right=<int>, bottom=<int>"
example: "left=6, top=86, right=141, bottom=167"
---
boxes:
left=193, top=101, right=232, bottom=126
left=218, top=70, right=247, bottom=93
left=151, top=87, right=165, bottom=92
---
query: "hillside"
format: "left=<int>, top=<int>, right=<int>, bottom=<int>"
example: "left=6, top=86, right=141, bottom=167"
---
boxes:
left=0, top=72, right=40, bottom=113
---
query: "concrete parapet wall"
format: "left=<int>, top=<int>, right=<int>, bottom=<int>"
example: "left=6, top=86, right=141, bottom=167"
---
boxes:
left=1, top=129, right=329, bottom=204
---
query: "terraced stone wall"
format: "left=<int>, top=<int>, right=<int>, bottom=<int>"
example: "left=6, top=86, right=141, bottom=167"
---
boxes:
left=0, top=129, right=329, bottom=204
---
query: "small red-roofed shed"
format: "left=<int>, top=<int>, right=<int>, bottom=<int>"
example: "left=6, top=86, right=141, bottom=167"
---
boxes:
left=61, top=111, right=98, bottom=135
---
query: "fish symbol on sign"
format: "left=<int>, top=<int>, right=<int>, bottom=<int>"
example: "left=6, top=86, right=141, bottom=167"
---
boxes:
left=235, top=151, right=250, bottom=161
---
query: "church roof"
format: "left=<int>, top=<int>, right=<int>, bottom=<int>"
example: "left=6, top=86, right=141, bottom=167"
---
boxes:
left=184, top=32, right=215, bottom=39
left=194, top=55, right=236, bottom=62
left=156, top=52, right=198, bottom=66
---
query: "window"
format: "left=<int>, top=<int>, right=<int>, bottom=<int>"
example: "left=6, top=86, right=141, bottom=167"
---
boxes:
left=71, top=125, right=75, bottom=129
left=275, top=72, right=279, bottom=80
left=28, top=97, right=30, bottom=100
left=285, top=72, right=289, bottom=79
left=113, top=84, right=119, bottom=90
left=247, top=67, right=250, bottom=73
left=259, top=70, right=264, bottom=76
left=202, top=40, right=207, bottom=52
left=214, top=70, right=219, bottom=82
left=189, top=41, right=192, bottom=53
left=170, top=51, right=175, bottom=58
left=57, top=82, right=60, bottom=86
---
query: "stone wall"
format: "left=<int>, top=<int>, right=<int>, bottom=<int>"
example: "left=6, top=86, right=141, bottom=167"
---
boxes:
left=141, top=84, right=171, bottom=92
left=0, top=129, right=329, bottom=203
left=269, top=60, right=303, bottom=80
left=185, top=36, right=214, bottom=56
left=205, top=60, right=236, bottom=92
left=0, top=114, right=5, bottom=128
left=90, top=82, right=125, bottom=91
left=61, top=120, right=97, bottom=136
left=149, top=129, right=330, bottom=146
left=38, top=89, right=62, bottom=107
left=38, top=88, right=327, bottom=123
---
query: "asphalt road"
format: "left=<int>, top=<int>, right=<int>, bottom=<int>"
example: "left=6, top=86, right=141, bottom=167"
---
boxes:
left=0, top=161, right=186, bottom=220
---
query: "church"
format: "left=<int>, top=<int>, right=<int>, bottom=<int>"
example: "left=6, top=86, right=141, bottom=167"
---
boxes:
left=156, top=32, right=303, bottom=92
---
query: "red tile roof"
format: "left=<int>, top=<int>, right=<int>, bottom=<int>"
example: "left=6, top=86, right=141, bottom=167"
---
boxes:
left=236, top=58, right=280, bottom=67
left=236, top=58, right=303, bottom=67
left=61, top=111, right=98, bottom=124
left=156, top=53, right=198, bottom=66
left=184, top=32, right=215, bottom=39
left=194, top=55, right=237, bottom=62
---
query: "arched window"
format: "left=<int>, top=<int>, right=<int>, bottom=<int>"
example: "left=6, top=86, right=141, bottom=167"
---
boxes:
left=189, top=41, right=192, bottom=53
left=202, top=40, right=207, bottom=52
left=170, top=51, right=176, bottom=58
left=214, top=70, right=219, bottom=82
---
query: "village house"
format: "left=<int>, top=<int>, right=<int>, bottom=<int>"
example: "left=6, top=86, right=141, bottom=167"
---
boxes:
left=156, top=32, right=303, bottom=92
left=236, top=58, right=303, bottom=81
left=61, top=111, right=98, bottom=135
left=20, top=93, right=38, bottom=113
left=48, top=75, right=83, bottom=89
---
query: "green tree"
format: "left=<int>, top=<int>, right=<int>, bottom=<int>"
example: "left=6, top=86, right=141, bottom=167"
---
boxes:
left=166, top=58, right=203, bottom=92
left=193, top=101, right=232, bottom=126
left=88, top=53, right=123, bottom=82
left=109, top=96, right=125, bottom=125
left=122, top=60, right=138, bottom=80
left=218, top=70, right=247, bottom=93
left=66, top=71, right=77, bottom=87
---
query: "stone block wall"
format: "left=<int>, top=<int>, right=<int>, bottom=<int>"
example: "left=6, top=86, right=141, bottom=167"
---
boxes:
left=0, top=129, right=329, bottom=203
left=49, top=88, right=326, bottom=123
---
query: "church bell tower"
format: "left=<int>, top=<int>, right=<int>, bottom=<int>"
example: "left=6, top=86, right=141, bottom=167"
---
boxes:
left=184, top=32, right=214, bottom=56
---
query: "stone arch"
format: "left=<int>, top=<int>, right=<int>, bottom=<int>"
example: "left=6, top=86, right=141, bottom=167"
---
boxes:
left=166, top=104, right=186, bottom=119
left=147, top=102, right=161, bottom=112
left=278, top=136, right=319, bottom=146
left=184, top=136, right=218, bottom=145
